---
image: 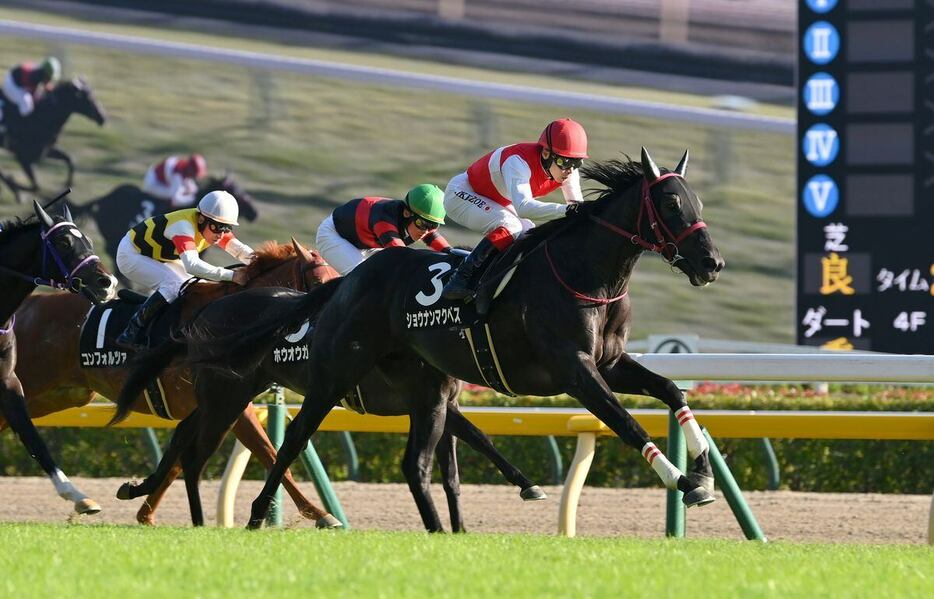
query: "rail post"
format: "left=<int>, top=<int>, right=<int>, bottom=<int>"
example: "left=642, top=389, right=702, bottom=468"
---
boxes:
left=704, top=428, right=767, bottom=541
left=665, top=413, right=687, bottom=537
left=265, top=385, right=286, bottom=527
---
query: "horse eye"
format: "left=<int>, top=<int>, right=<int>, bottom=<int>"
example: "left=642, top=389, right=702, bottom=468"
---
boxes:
left=665, top=194, right=682, bottom=210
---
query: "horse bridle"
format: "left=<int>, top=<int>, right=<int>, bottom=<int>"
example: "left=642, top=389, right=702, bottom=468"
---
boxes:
left=544, top=172, right=707, bottom=305
left=0, top=220, right=102, bottom=293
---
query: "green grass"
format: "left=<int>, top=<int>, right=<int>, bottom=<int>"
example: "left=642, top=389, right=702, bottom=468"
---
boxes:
left=0, top=524, right=930, bottom=598
left=0, top=8, right=796, bottom=342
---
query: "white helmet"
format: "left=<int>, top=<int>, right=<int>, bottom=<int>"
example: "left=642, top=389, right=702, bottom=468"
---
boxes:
left=197, top=190, right=239, bottom=226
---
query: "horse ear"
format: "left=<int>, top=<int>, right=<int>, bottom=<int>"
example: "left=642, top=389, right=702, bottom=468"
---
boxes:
left=291, top=236, right=315, bottom=263
left=33, top=200, right=55, bottom=229
left=62, top=202, right=74, bottom=223
left=675, top=149, right=689, bottom=177
left=641, top=147, right=660, bottom=181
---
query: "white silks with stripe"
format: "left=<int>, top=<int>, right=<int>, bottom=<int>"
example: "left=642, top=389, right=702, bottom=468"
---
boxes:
left=675, top=406, right=709, bottom=459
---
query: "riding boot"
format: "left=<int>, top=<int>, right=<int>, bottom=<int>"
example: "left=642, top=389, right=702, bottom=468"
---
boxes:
left=115, top=292, right=169, bottom=351
left=441, top=237, right=500, bottom=302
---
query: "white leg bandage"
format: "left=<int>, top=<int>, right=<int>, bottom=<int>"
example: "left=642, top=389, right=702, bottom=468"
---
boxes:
left=50, top=468, right=89, bottom=502
left=675, top=406, right=709, bottom=459
left=642, top=442, right=682, bottom=490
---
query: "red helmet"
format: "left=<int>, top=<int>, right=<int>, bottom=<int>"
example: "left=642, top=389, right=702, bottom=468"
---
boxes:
left=182, top=153, right=207, bottom=179
left=539, top=118, right=588, bottom=158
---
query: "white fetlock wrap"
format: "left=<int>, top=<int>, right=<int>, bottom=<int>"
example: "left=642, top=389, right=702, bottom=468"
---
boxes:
left=50, top=468, right=88, bottom=502
left=642, top=442, right=682, bottom=490
left=675, top=407, right=709, bottom=459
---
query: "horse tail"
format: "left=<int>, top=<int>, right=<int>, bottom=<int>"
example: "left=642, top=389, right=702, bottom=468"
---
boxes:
left=185, top=277, right=344, bottom=376
left=108, top=339, right=185, bottom=426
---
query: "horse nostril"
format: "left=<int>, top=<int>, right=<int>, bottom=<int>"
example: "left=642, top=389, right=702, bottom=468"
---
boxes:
left=99, top=276, right=113, bottom=288
left=701, top=257, right=719, bottom=273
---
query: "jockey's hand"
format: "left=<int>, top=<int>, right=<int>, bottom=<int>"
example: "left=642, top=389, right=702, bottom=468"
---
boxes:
left=231, top=269, right=249, bottom=286
left=565, top=202, right=583, bottom=218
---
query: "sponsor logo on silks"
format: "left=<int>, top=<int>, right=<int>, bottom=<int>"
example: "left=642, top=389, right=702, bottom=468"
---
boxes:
left=456, top=190, right=488, bottom=208
left=80, top=350, right=128, bottom=367
left=406, top=306, right=462, bottom=329
left=802, top=174, right=839, bottom=218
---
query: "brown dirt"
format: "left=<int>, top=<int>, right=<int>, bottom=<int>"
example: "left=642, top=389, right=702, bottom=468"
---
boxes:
left=0, top=476, right=929, bottom=543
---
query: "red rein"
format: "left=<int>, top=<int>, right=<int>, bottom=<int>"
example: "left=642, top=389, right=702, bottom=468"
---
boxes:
left=547, top=172, right=706, bottom=305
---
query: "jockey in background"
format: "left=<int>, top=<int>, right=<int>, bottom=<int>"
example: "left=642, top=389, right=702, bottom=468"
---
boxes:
left=143, top=153, right=208, bottom=208
left=441, top=118, right=588, bottom=301
left=316, top=183, right=452, bottom=275
left=115, top=190, right=254, bottom=350
left=0, top=57, right=61, bottom=129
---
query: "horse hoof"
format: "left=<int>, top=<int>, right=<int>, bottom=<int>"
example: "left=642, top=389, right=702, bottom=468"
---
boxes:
left=520, top=486, right=547, bottom=501
left=687, top=472, right=715, bottom=495
left=315, top=514, right=343, bottom=529
left=75, top=498, right=102, bottom=515
left=682, top=486, right=716, bottom=508
left=116, top=482, right=134, bottom=500
left=246, top=519, right=264, bottom=530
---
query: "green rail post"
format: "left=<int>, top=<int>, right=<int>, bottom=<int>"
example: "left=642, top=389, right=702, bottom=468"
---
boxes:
left=337, top=431, right=360, bottom=481
left=265, top=385, right=286, bottom=527
left=142, top=428, right=162, bottom=469
left=299, top=436, right=350, bottom=529
left=759, top=438, right=780, bottom=490
left=703, top=428, right=767, bottom=542
left=545, top=435, right=564, bottom=485
left=665, top=412, right=687, bottom=537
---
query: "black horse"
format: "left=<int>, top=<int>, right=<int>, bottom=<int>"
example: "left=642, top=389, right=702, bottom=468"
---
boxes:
left=112, top=316, right=545, bottom=529
left=0, top=78, right=107, bottom=203
left=162, top=148, right=725, bottom=531
left=71, top=175, right=260, bottom=288
left=0, top=196, right=117, bottom=514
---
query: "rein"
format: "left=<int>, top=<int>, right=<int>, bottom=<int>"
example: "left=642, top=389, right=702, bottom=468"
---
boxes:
left=545, top=172, right=705, bottom=305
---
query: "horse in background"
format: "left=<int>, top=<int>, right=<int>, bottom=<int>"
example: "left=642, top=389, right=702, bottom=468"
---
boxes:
left=0, top=78, right=107, bottom=203
left=1, top=197, right=117, bottom=514
left=168, top=149, right=725, bottom=531
left=70, top=174, right=260, bottom=288
left=11, top=239, right=339, bottom=527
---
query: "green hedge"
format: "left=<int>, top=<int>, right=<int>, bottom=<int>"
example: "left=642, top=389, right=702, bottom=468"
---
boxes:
left=2, top=385, right=932, bottom=494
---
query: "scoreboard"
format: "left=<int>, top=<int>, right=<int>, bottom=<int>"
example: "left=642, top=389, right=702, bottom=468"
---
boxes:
left=797, top=0, right=933, bottom=353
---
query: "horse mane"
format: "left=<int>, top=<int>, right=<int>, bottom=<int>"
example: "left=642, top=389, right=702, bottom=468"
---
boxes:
left=0, top=217, right=37, bottom=246
left=511, top=157, right=646, bottom=253
left=181, top=241, right=297, bottom=299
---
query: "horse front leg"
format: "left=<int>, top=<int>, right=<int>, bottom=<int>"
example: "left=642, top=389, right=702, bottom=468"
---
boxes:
left=14, top=157, right=40, bottom=193
left=0, top=375, right=100, bottom=514
left=0, top=167, right=23, bottom=204
left=230, top=404, right=341, bottom=528
left=600, top=353, right=714, bottom=495
left=434, top=431, right=464, bottom=533
left=403, top=398, right=447, bottom=532
left=45, top=147, right=74, bottom=188
left=566, top=355, right=713, bottom=508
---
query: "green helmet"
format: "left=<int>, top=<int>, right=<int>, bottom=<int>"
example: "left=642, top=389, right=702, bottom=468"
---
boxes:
left=405, top=184, right=446, bottom=225
left=40, top=57, right=61, bottom=82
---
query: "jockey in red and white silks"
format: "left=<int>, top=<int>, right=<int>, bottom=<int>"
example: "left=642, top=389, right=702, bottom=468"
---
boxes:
left=1, top=57, right=60, bottom=121
left=142, top=154, right=207, bottom=208
left=441, top=118, right=588, bottom=301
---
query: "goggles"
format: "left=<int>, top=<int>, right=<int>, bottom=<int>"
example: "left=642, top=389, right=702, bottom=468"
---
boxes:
left=413, top=217, right=439, bottom=232
left=553, top=154, right=583, bottom=171
left=207, top=220, right=233, bottom=234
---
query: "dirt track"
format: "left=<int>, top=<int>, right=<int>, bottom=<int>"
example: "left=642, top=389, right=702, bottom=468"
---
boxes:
left=0, top=476, right=929, bottom=543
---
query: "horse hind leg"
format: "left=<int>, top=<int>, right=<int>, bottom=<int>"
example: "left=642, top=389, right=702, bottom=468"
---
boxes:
left=435, top=431, right=464, bottom=533
left=402, top=399, right=448, bottom=533
left=117, top=410, right=199, bottom=502
left=230, top=405, right=341, bottom=529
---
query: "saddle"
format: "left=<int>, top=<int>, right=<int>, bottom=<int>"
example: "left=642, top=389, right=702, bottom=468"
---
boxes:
left=79, top=289, right=183, bottom=367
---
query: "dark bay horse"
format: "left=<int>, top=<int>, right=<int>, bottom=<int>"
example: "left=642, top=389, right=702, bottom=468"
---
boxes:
left=170, top=149, right=725, bottom=531
left=10, top=239, right=341, bottom=526
left=112, top=314, right=545, bottom=530
left=70, top=175, right=260, bottom=288
left=0, top=79, right=107, bottom=203
left=1, top=198, right=117, bottom=514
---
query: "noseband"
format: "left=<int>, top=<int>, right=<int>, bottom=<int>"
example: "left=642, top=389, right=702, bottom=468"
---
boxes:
left=0, top=220, right=102, bottom=294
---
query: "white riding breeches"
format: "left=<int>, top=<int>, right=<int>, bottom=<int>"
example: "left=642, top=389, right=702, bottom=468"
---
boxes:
left=315, top=215, right=379, bottom=276
left=116, top=235, right=190, bottom=302
left=443, top=172, right=533, bottom=241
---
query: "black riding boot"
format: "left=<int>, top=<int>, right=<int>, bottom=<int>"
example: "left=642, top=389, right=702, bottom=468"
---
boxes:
left=441, top=237, right=500, bottom=301
left=115, top=292, right=169, bottom=351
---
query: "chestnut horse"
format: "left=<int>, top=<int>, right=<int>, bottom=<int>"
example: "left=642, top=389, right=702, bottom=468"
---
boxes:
left=9, top=239, right=341, bottom=526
